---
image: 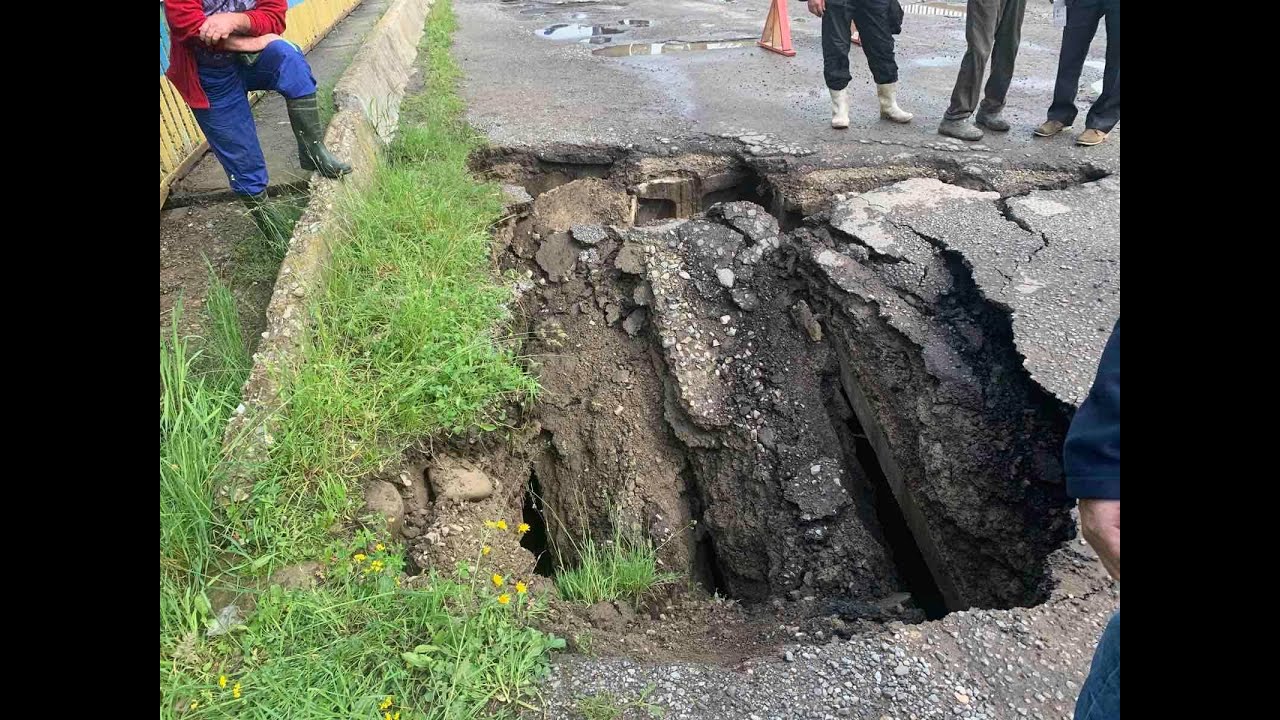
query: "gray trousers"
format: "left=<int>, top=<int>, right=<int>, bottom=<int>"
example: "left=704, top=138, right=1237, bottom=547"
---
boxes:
left=943, top=0, right=1028, bottom=121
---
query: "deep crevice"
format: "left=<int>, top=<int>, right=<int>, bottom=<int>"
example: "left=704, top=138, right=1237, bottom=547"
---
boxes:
left=521, top=470, right=555, bottom=577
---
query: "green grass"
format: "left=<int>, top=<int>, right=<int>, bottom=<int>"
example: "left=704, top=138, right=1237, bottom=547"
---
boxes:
left=575, top=686, right=664, bottom=720
left=554, top=522, right=679, bottom=606
left=160, top=3, right=555, bottom=718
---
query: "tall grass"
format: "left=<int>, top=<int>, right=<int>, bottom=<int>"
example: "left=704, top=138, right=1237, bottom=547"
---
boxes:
left=160, top=3, right=558, bottom=718
left=554, top=522, right=679, bottom=606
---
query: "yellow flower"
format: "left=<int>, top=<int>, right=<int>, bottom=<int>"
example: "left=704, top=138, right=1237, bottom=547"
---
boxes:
left=517, top=522, right=531, bottom=534
left=492, top=573, right=504, bottom=587
left=385, top=713, right=392, bottom=720
left=189, top=701, right=199, bottom=710
left=495, top=520, right=508, bottom=531
left=232, top=682, right=242, bottom=699
left=218, top=675, right=227, bottom=689
left=370, top=560, right=385, bottom=572
left=516, top=581, right=528, bottom=595
left=380, top=696, right=394, bottom=710
left=375, top=543, right=386, bottom=552
left=483, top=520, right=498, bottom=529
left=353, top=553, right=367, bottom=563
left=498, top=593, right=511, bottom=605
left=394, top=714, right=401, bottom=720
left=481, top=545, right=492, bottom=556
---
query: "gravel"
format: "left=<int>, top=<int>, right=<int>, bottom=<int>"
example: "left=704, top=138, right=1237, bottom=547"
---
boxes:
left=536, top=588, right=1118, bottom=720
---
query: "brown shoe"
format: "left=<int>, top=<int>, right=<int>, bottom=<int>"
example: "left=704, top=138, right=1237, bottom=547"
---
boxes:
left=1076, top=128, right=1109, bottom=146
left=1034, top=120, right=1066, bottom=137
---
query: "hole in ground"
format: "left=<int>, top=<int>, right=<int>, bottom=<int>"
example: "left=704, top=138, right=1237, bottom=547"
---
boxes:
left=851, top=428, right=948, bottom=620
left=521, top=471, right=555, bottom=576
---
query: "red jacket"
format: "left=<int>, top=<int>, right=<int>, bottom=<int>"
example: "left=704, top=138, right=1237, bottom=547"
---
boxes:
left=164, top=0, right=287, bottom=109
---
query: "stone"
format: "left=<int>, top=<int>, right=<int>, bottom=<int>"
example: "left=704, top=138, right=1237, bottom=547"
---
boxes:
left=623, top=309, right=648, bottom=336
left=716, top=267, right=736, bottom=288
left=570, top=224, right=608, bottom=246
left=270, top=561, right=322, bottom=591
left=427, top=456, right=495, bottom=502
left=535, top=232, right=579, bottom=282
left=362, top=481, right=405, bottom=536
left=615, top=242, right=647, bottom=275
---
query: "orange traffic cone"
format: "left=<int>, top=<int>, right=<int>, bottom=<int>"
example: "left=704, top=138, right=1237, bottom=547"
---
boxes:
left=758, top=0, right=796, bottom=57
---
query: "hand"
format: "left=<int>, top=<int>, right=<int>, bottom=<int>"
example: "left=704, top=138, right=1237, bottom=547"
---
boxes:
left=808, top=0, right=826, bottom=17
left=199, top=13, right=244, bottom=45
left=1078, top=499, right=1120, bottom=581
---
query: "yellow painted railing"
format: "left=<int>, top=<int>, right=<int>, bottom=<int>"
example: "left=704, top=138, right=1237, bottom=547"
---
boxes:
left=160, top=0, right=363, bottom=209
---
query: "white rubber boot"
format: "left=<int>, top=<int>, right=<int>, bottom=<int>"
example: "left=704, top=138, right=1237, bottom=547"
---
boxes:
left=830, top=88, right=850, bottom=129
left=877, top=83, right=913, bottom=123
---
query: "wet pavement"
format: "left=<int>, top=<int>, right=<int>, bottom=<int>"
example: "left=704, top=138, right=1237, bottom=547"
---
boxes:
left=453, top=0, right=1119, bottom=169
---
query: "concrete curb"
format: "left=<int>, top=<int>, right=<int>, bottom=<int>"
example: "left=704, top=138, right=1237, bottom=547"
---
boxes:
left=220, top=0, right=436, bottom=501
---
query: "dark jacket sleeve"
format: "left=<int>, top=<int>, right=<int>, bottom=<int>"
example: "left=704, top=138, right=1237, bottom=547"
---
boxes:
left=1064, top=319, right=1120, bottom=500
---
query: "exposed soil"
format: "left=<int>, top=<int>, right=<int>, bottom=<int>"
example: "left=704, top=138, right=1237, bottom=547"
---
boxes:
left=364, top=148, right=1115, bottom=667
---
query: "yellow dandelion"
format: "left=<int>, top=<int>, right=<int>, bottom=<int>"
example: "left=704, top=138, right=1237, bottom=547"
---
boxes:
left=492, top=573, right=504, bottom=587
left=495, top=519, right=508, bottom=531
left=516, top=581, right=528, bottom=595
left=481, top=545, right=492, bottom=556
left=353, top=553, right=367, bottom=563
left=380, top=696, right=394, bottom=710
left=218, top=675, right=227, bottom=689
left=375, top=543, right=386, bottom=552
left=232, top=682, right=242, bottom=699
left=517, top=522, right=531, bottom=534
left=498, top=593, right=511, bottom=605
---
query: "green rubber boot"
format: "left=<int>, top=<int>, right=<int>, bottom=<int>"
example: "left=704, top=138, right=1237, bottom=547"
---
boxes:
left=240, top=191, right=292, bottom=249
left=285, top=93, right=351, bottom=178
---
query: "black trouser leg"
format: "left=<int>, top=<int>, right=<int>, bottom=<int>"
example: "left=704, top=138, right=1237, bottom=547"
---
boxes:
left=1047, top=0, right=1104, bottom=125
left=1084, top=0, right=1120, bottom=132
left=822, top=1, right=857, bottom=90
left=848, top=0, right=898, bottom=85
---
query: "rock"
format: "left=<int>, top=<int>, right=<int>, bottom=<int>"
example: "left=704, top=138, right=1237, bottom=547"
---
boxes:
left=535, top=232, right=579, bottom=282
left=604, top=303, right=622, bottom=325
left=206, top=603, right=244, bottom=637
left=427, top=456, right=495, bottom=502
left=269, top=561, right=322, bottom=591
left=570, top=224, right=608, bottom=246
left=716, top=267, right=736, bottom=288
left=731, top=288, right=760, bottom=311
left=501, top=185, right=533, bottom=215
left=784, top=650, right=796, bottom=662
left=362, top=481, right=405, bottom=536
left=633, top=281, right=655, bottom=306
left=615, top=600, right=637, bottom=625
left=615, top=242, right=647, bottom=275
left=587, top=601, right=624, bottom=631
left=532, top=178, right=632, bottom=235
left=894, top=663, right=911, bottom=676
left=623, top=309, right=648, bottom=336
left=792, top=300, right=823, bottom=342
left=708, top=201, right=781, bottom=245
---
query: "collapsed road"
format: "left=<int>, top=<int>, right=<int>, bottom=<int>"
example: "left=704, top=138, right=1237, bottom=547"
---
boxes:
left=378, top=2, right=1121, bottom=717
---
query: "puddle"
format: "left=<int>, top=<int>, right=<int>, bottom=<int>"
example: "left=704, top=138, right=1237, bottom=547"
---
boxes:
left=593, top=38, right=757, bottom=57
left=902, top=1, right=966, bottom=18
left=538, top=23, right=627, bottom=41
